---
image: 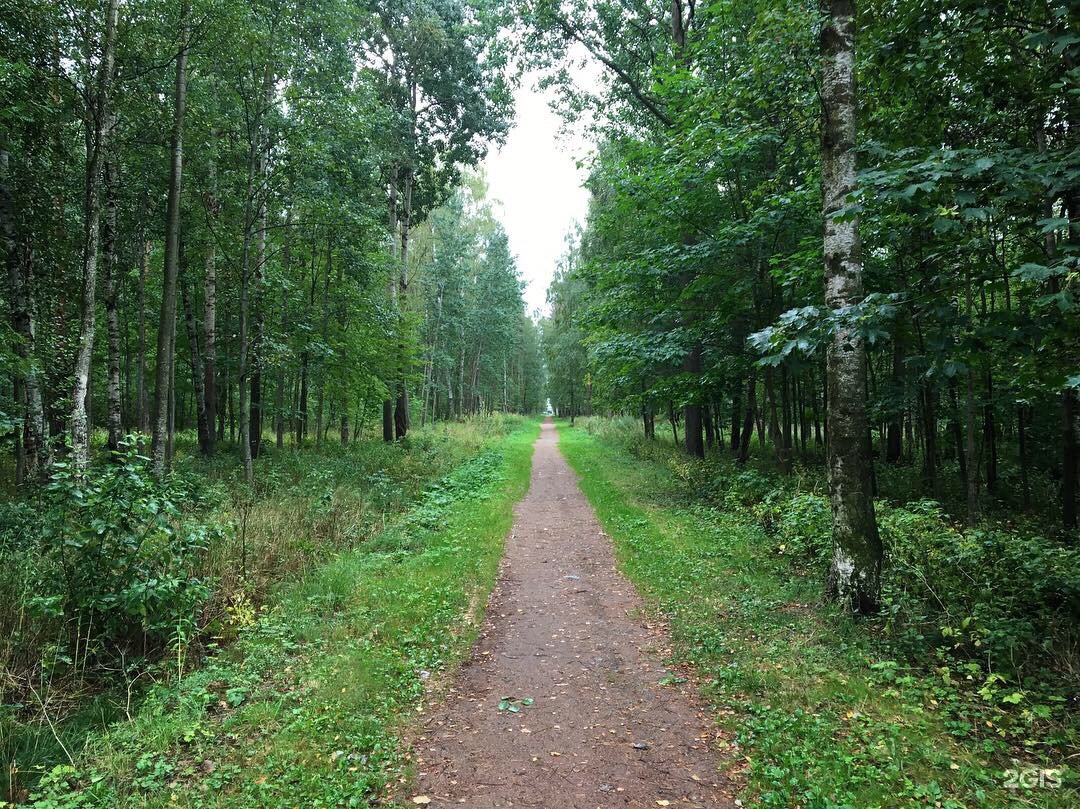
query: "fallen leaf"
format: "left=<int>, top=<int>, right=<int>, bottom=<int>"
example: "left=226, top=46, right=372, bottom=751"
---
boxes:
left=412, top=797, right=432, bottom=806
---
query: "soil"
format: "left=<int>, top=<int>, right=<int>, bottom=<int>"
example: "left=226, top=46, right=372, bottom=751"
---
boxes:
left=414, top=420, right=735, bottom=808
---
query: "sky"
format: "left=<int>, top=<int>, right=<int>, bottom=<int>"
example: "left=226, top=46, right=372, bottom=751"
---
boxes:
left=484, top=74, right=595, bottom=318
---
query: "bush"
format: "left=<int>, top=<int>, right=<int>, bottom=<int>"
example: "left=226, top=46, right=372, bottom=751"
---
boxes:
left=2, top=444, right=226, bottom=671
left=775, top=493, right=832, bottom=564
left=879, top=501, right=1080, bottom=679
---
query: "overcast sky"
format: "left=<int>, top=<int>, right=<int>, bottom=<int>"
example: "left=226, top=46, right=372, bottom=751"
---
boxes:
left=484, top=73, right=595, bottom=318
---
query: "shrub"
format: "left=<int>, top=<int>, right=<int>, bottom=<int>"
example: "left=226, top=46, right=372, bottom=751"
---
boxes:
left=775, top=493, right=832, bottom=564
left=8, top=444, right=226, bottom=667
left=879, top=501, right=1080, bottom=679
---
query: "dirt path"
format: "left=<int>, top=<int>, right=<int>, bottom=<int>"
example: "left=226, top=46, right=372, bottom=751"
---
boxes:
left=415, top=420, right=733, bottom=808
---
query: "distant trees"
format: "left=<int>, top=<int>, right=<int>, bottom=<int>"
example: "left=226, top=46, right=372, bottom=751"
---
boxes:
left=542, top=243, right=590, bottom=423
left=0, top=0, right=540, bottom=491
left=415, top=182, right=543, bottom=421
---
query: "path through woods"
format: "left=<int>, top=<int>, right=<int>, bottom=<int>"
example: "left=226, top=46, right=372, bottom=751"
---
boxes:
left=416, top=420, right=734, bottom=807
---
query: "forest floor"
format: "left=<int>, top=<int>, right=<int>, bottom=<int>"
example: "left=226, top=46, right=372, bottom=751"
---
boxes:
left=414, top=418, right=736, bottom=807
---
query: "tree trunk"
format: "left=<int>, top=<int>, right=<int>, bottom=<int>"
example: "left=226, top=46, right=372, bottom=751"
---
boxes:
left=136, top=236, right=150, bottom=434
left=920, top=381, right=938, bottom=495
left=821, top=0, right=881, bottom=613
left=797, top=377, right=809, bottom=456
left=166, top=335, right=176, bottom=467
left=885, top=327, right=903, bottom=463
left=297, top=248, right=315, bottom=445
left=180, top=260, right=209, bottom=454
left=315, top=239, right=332, bottom=448
left=779, top=364, right=793, bottom=473
left=947, top=375, right=966, bottom=479
left=274, top=212, right=290, bottom=450
left=237, top=66, right=273, bottom=482
left=765, top=367, right=784, bottom=464
left=1018, top=404, right=1030, bottom=509
left=682, top=341, right=704, bottom=458
left=1060, top=190, right=1078, bottom=529
left=738, top=374, right=756, bottom=464
left=101, top=154, right=123, bottom=453
left=150, top=1, right=190, bottom=478
left=1064, top=388, right=1078, bottom=530
left=384, top=170, right=398, bottom=443
left=248, top=87, right=273, bottom=464
left=730, top=377, right=743, bottom=454
left=963, top=273, right=980, bottom=524
left=202, top=128, right=219, bottom=454
left=1, top=151, right=46, bottom=479
left=983, top=369, right=997, bottom=494
left=71, top=0, right=119, bottom=471
left=394, top=165, right=414, bottom=440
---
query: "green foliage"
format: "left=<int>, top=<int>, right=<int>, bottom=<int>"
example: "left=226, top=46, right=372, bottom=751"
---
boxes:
left=524, top=0, right=1080, bottom=536
left=542, top=245, right=590, bottom=418
left=414, top=183, right=542, bottom=418
left=0, top=416, right=526, bottom=801
left=4, top=444, right=224, bottom=662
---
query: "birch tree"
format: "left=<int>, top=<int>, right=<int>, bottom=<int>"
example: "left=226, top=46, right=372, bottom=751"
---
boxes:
left=820, top=0, right=882, bottom=612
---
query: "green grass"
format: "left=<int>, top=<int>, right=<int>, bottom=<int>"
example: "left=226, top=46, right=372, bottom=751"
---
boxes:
left=1, top=414, right=526, bottom=802
left=556, top=419, right=1075, bottom=809
left=19, top=418, right=540, bottom=808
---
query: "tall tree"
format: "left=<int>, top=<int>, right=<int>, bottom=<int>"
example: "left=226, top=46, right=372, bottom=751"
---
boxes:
left=150, top=0, right=191, bottom=478
left=71, top=0, right=119, bottom=471
left=820, top=0, right=882, bottom=612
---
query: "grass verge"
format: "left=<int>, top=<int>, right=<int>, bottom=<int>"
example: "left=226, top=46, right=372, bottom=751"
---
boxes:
left=19, top=418, right=539, bottom=808
left=556, top=419, right=1075, bottom=809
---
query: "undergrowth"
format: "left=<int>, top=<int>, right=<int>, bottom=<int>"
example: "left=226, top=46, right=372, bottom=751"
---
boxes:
left=558, top=416, right=1077, bottom=809
left=0, top=413, right=529, bottom=804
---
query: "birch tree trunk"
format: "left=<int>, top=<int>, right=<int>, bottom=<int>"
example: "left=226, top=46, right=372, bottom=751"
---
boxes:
left=71, top=0, right=119, bottom=471
left=383, top=171, right=397, bottom=443
left=821, top=0, right=882, bottom=613
left=249, top=110, right=272, bottom=461
left=737, top=375, right=756, bottom=464
left=102, top=151, right=122, bottom=452
left=394, top=164, right=413, bottom=440
left=237, top=65, right=273, bottom=482
left=274, top=212, right=290, bottom=449
left=1061, top=190, right=1078, bottom=529
left=150, top=1, right=190, bottom=478
left=315, top=239, right=331, bottom=448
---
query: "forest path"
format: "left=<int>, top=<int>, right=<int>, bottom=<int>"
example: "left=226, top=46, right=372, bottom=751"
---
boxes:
left=414, top=419, right=733, bottom=808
